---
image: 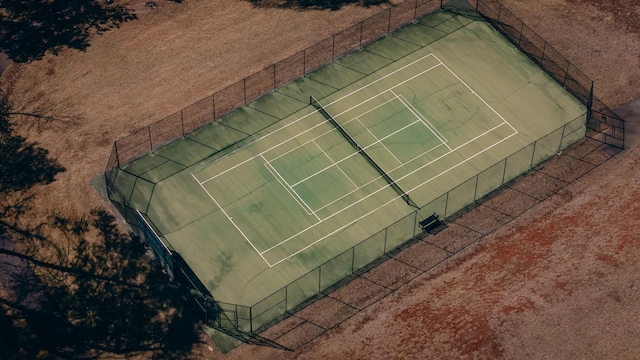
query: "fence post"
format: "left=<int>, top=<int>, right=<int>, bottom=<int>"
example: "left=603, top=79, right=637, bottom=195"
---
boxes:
left=517, top=22, right=524, bottom=46
left=114, top=143, right=120, bottom=168
left=413, top=210, right=418, bottom=237
left=351, top=247, right=355, bottom=273
left=212, top=94, right=216, bottom=121
left=586, top=81, right=594, bottom=125
left=383, top=227, right=388, bottom=253
left=180, top=109, right=185, bottom=137
left=473, top=173, right=480, bottom=201
left=332, top=35, right=336, bottom=61
left=501, top=158, right=507, bottom=185
left=250, top=307, right=253, bottom=333
left=562, top=60, right=570, bottom=88
left=444, top=191, right=449, bottom=218
left=530, top=141, right=537, bottom=168
left=147, top=126, right=153, bottom=151
left=475, top=0, right=479, bottom=13
left=557, top=123, right=567, bottom=153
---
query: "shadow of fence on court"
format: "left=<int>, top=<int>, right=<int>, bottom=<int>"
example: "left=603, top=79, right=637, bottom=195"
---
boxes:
left=102, top=0, right=626, bottom=352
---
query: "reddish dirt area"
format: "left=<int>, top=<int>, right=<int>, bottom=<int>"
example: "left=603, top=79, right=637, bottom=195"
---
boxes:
left=215, top=144, right=640, bottom=360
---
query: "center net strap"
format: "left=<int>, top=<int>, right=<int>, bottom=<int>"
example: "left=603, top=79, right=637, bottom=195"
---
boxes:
left=310, top=95, right=419, bottom=209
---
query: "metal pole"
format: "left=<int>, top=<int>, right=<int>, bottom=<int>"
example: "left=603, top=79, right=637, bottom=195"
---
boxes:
left=332, top=35, right=335, bottom=61
left=114, top=143, right=120, bottom=168
left=530, top=142, right=537, bottom=168
left=557, top=123, right=567, bottom=153
left=384, top=227, right=388, bottom=253
left=147, top=126, right=152, bottom=151
left=501, top=158, right=507, bottom=185
left=351, top=247, right=355, bottom=274
left=412, top=210, right=418, bottom=237
left=180, top=109, right=185, bottom=137
left=212, top=93, right=216, bottom=121
left=444, top=191, right=449, bottom=218
left=518, top=22, right=524, bottom=46
left=473, top=174, right=479, bottom=202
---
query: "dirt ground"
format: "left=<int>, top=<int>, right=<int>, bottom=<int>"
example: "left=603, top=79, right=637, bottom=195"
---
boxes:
left=4, top=0, right=640, bottom=358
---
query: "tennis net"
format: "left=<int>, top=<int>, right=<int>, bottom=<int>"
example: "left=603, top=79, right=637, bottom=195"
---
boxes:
left=310, top=95, right=419, bottom=209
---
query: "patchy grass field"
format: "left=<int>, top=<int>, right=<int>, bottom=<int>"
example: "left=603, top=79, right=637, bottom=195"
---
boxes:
left=4, top=0, right=640, bottom=358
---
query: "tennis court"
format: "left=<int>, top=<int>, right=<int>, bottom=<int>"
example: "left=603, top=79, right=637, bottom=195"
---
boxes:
left=113, top=11, right=586, bottom=319
left=191, top=53, right=518, bottom=267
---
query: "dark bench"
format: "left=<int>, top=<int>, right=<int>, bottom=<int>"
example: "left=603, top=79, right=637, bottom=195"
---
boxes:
left=419, top=213, right=444, bottom=234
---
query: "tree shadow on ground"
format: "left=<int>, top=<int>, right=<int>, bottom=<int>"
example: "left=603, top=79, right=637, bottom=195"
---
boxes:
left=0, top=0, right=137, bottom=62
left=246, top=0, right=390, bottom=11
left=0, top=96, right=202, bottom=358
left=0, top=210, right=203, bottom=359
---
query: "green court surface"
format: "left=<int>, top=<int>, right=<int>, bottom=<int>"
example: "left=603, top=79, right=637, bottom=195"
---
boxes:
left=113, top=11, right=586, bottom=315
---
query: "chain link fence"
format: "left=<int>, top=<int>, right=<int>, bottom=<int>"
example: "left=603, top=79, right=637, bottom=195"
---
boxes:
left=103, top=0, right=626, bottom=350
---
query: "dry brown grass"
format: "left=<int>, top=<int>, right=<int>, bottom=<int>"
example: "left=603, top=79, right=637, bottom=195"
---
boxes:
left=4, top=0, right=640, bottom=358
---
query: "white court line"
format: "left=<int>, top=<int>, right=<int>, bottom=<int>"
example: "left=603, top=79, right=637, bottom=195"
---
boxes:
left=290, top=118, right=423, bottom=187
left=190, top=52, right=519, bottom=267
left=261, top=120, right=515, bottom=258
left=262, top=155, right=320, bottom=220
left=190, top=172, right=270, bottom=265
left=268, top=96, right=398, bottom=164
left=191, top=53, right=442, bottom=181
left=432, top=53, right=518, bottom=134
left=356, top=117, right=403, bottom=166
left=390, top=90, right=452, bottom=151
left=266, top=126, right=519, bottom=267
left=312, top=140, right=358, bottom=188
